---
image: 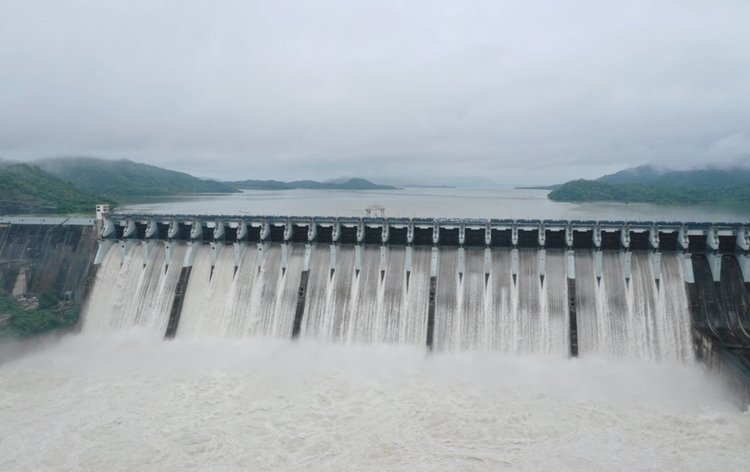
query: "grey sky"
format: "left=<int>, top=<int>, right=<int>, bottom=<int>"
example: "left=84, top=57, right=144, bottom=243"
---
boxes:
left=1, top=0, right=749, bottom=185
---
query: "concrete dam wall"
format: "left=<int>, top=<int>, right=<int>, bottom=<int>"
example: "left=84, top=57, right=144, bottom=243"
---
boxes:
left=0, top=218, right=98, bottom=307
left=2, top=214, right=749, bottom=406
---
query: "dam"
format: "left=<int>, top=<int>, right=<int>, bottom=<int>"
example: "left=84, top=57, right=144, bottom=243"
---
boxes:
left=2, top=212, right=750, bottom=406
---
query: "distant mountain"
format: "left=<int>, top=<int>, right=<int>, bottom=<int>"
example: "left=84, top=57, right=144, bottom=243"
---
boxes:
left=0, top=164, right=109, bottom=214
left=596, top=165, right=664, bottom=184
left=597, top=165, right=750, bottom=187
left=36, top=157, right=238, bottom=198
left=227, top=177, right=397, bottom=191
left=227, top=179, right=294, bottom=190
left=514, top=184, right=562, bottom=190
left=549, top=165, right=750, bottom=205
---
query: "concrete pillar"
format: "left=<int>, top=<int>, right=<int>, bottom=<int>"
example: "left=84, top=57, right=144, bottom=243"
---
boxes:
left=145, top=218, right=158, bottom=239
left=458, top=247, right=465, bottom=280
left=381, top=221, right=390, bottom=244
left=142, top=240, right=155, bottom=266
left=123, top=218, right=137, bottom=239
left=567, top=259, right=578, bottom=357
left=283, top=220, right=293, bottom=242
left=281, top=243, right=289, bottom=271
left=650, top=251, right=662, bottom=289
left=511, top=248, right=519, bottom=285
left=593, top=225, right=602, bottom=249
left=380, top=245, right=387, bottom=281
left=620, top=224, right=630, bottom=250
left=332, top=221, right=341, bottom=243
left=329, top=242, right=337, bottom=267
left=260, top=220, right=271, bottom=241
left=233, top=242, right=244, bottom=270
left=678, top=226, right=690, bottom=251
left=164, top=265, right=192, bottom=339
left=432, top=221, right=440, bottom=245
left=621, top=250, right=632, bottom=286
left=736, top=254, right=750, bottom=283
left=190, top=219, right=202, bottom=241
left=736, top=227, right=749, bottom=283
left=213, top=220, right=225, bottom=241
left=256, top=242, right=266, bottom=271
left=484, top=247, right=491, bottom=286
left=566, top=249, right=575, bottom=280
left=356, top=221, right=365, bottom=244
left=307, top=220, right=317, bottom=242
left=355, top=244, right=362, bottom=275
left=303, top=244, right=312, bottom=271
left=93, top=239, right=115, bottom=265
left=237, top=220, right=248, bottom=241
left=594, top=250, right=603, bottom=285
left=649, top=226, right=660, bottom=250
left=405, top=245, right=413, bottom=289
left=165, top=241, right=174, bottom=266
left=706, top=226, right=722, bottom=282
left=538, top=249, right=546, bottom=286
left=183, top=242, right=198, bottom=268
left=168, top=218, right=180, bottom=239
left=681, top=252, right=695, bottom=283
left=99, top=215, right=116, bottom=239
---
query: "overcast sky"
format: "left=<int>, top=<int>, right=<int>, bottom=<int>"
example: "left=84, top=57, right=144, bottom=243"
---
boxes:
left=1, top=0, right=749, bottom=185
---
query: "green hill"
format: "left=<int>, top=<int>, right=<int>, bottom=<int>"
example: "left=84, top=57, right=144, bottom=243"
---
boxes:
left=37, top=157, right=238, bottom=198
left=0, top=164, right=108, bottom=214
left=228, top=177, right=397, bottom=190
left=598, top=165, right=750, bottom=187
left=549, top=177, right=750, bottom=205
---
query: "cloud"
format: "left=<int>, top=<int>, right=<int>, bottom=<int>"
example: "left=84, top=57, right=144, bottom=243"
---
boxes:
left=1, top=0, right=749, bottom=184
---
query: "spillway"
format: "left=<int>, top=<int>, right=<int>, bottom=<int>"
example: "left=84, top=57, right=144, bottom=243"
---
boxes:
left=83, top=242, right=186, bottom=334
left=3, top=213, right=749, bottom=408
left=71, top=214, right=750, bottom=407
left=82, top=240, right=695, bottom=362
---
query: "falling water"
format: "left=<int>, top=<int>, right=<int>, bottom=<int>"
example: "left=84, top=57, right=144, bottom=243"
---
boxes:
left=82, top=241, right=694, bottom=360
left=576, top=251, right=693, bottom=362
left=83, top=241, right=186, bottom=334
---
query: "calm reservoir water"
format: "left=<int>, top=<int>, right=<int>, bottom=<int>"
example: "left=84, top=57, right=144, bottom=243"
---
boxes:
left=118, top=187, right=750, bottom=222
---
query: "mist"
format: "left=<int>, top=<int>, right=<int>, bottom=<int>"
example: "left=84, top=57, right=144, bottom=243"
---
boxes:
left=0, top=332, right=745, bottom=470
left=1, top=0, right=749, bottom=184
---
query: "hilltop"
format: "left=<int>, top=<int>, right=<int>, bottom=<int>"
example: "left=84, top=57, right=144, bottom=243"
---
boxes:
left=36, top=157, right=238, bottom=198
left=549, top=166, right=750, bottom=204
left=227, top=177, right=398, bottom=190
left=0, top=164, right=109, bottom=214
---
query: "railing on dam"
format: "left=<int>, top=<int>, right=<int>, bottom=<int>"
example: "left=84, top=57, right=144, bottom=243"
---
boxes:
left=99, top=214, right=749, bottom=283
left=102, top=213, right=748, bottom=252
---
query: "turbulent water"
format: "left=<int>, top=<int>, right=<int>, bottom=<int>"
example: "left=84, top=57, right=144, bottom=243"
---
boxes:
left=0, top=334, right=746, bottom=471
